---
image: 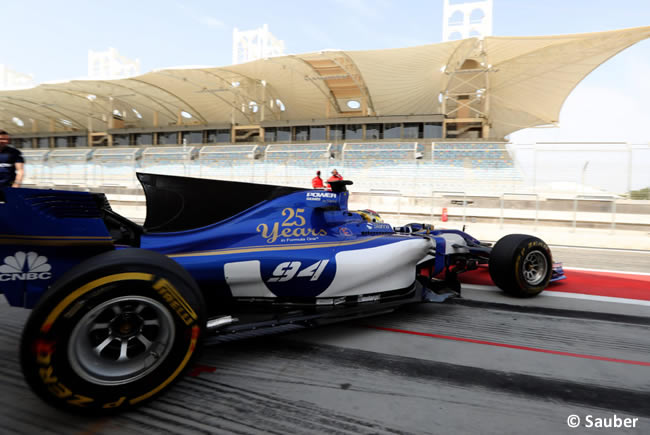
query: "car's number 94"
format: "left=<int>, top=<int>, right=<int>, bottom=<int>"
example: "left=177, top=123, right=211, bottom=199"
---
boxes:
left=267, top=260, right=329, bottom=283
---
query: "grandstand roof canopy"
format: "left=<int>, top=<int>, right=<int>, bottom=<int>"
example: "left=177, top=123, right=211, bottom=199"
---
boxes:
left=1, top=26, right=649, bottom=139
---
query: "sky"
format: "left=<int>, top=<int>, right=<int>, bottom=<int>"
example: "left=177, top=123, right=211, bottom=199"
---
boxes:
left=1, top=0, right=649, bottom=148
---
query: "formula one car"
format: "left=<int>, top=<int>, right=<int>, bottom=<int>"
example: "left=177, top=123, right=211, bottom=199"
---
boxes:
left=0, top=174, right=564, bottom=413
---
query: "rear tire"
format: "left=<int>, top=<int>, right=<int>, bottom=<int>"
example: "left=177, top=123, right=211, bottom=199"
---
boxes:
left=20, top=248, right=205, bottom=414
left=488, top=234, right=552, bottom=297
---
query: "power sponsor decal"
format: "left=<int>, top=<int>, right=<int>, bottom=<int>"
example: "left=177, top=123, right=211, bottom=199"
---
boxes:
left=306, top=191, right=337, bottom=201
left=257, top=208, right=327, bottom=243
left=0, top=251, right=52, bottom=281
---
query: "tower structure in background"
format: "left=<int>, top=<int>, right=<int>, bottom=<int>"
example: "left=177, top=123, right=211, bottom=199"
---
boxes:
left=232, top=24, right=285, bottom=65
left=440, top=0, right=495, bottom=139
left=443, top=0, right=493, bottom=41
left=88, top=48, right=141, bottom=79
left=0, top=65, right=34, bottom=90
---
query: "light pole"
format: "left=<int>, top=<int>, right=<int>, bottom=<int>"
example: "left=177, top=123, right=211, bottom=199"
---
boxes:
left=581, top=160, right=590, bottom=194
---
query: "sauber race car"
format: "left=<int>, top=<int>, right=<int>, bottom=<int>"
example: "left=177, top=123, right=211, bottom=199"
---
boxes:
left=0, top=174, right=564, bottom=413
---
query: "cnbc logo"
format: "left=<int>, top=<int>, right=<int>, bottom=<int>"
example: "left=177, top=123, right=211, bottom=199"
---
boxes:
left=0, top=251, right=52, bottom=281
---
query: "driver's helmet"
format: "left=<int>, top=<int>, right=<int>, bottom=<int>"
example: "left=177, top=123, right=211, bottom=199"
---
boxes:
left=355, top=209, right=383, bottom=223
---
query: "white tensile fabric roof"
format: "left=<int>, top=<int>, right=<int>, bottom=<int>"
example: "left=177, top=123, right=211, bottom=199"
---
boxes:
left=1, top=26, right=649, bottom=139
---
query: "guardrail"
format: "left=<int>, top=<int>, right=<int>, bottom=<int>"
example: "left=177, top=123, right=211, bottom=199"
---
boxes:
left=500, top=192, right=539, bottom=229
left=368, top=189, right=402, bottom=221
left=347, top=190, right=650, bottom=232
left=17, top=153, right=650, bottom=232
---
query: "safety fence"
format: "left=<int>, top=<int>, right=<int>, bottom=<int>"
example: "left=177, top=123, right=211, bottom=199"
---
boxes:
left=18, top=142, right=650, bottom=197
left=198, top=144, right=262, bottom=183
left=509, top=143, right=650, bottom=196
left=265, top=143, right=332, bottom=185
left=348, top=190, right=650, bottom=233
left=92, top=147, right=142, bottom=187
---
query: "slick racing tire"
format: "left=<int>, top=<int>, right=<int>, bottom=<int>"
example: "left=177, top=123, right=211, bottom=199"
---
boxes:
left=488, top=234, right=552, bottom=297
left=20, top=248, right=205, bottom=414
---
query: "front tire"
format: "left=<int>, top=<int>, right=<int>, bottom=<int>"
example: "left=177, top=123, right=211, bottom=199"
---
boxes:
left=20, top=249, right=205, bottom=414
left=488, top=234, right=552, bottom=297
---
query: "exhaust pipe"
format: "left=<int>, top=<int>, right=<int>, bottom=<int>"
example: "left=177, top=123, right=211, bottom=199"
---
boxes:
left=206, top=315, right=237, bottom=330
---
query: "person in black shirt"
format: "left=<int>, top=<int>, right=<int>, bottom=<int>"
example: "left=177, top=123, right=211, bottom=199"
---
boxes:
left=0, top=130, right=24, bottom=188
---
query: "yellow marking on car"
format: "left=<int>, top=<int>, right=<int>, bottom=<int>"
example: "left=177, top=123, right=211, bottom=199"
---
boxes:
left=67, top=394, right=94, bottom=407
left=0, top=234, right=111, bottom=239
left=168, top=236, right=386, bottom=259
left=102, top=396, right=127, bottom=409
left=0, top=239, right=113, bottom=246
left=153, top=278, right=197, bottom=324
left=40, top=273, right=153, bottom=333
left=48, top=381, right=73, bottom=399
left=39, top=365, right=58, bottom=384
left=129, top=325, right=200, bottom=405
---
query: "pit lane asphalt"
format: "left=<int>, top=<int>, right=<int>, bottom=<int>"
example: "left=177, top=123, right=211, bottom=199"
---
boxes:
left=0, top=247, right=648, bottom=434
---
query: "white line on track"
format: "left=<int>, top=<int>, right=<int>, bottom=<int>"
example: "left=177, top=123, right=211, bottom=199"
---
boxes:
left=549, top=245, right=650, bottom=254
left=462, top=283, right=650, bottom=307
left=480, top=242, right=650, bottom=254
left=563, top=266, right=650, bottom=276
left=541, top=291, right=650, bottom=307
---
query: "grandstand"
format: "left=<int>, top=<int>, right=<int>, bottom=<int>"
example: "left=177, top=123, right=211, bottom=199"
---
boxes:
left=264, top=143, right=332, bottom=185
left=20, top=149, right=49, bottom=186
left=341, top=142, right=419, bottom=192
left=3, top=26, right=650, bottom=196
left=141, top=146, right=197, bottom=177
left=48, top=148, right=93, bottom=186
left=198, top=144, right=261, bottom=182
left=17, top=141, right=527, bottom=195
left=92, top=147, right=142, bottom=187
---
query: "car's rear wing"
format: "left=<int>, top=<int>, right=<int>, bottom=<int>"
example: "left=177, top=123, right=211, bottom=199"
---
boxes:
left=0, top=187, right=114, bottom=308
left=137, top=173, right=306, bottom=233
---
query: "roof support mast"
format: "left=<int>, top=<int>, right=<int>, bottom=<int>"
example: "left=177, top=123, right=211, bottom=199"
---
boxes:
left=441, top=38, right=494, bottom=139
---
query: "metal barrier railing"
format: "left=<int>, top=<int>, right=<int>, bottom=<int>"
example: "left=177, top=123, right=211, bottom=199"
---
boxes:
left=571, top=195, right=618, bottom=233
left=21, top=149, right=51, bottom=185
left=431, top=190, right=467, bottom=225
left=92, top=147, right=142, bottom=187
left=500, top=193, right=539, bottom=230
left=16, top=158, right=650, bottom=232
left=368, top=189, right=402, bottom=221
left=48, top=148, right=93, bottom=186
left=141, top=146, right=196, bottom=177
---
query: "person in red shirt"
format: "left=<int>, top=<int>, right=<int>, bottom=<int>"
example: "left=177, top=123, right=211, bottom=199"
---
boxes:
left=312, top=170, right=324, bottom=189
left=326, top=168, right=343, bottom=190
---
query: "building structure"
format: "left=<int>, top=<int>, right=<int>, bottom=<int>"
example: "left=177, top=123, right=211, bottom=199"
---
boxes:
left=0, top=27, right=648, bottom=148
left=0, top=65, right=34, bottom=90
left=232, top=24, right=285, bottom=65
left=88, top=48, right=141, bottom=80
left=443, top=0, right=493, bottom=41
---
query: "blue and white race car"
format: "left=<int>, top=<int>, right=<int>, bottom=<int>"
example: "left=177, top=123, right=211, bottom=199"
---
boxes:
left=0, top=174, right=564, bottom=413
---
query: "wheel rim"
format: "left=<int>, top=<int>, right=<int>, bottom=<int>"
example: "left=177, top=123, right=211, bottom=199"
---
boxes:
left=522, top=250, right=548, bottom=286
left=68, top=295, right=175, bottom=386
